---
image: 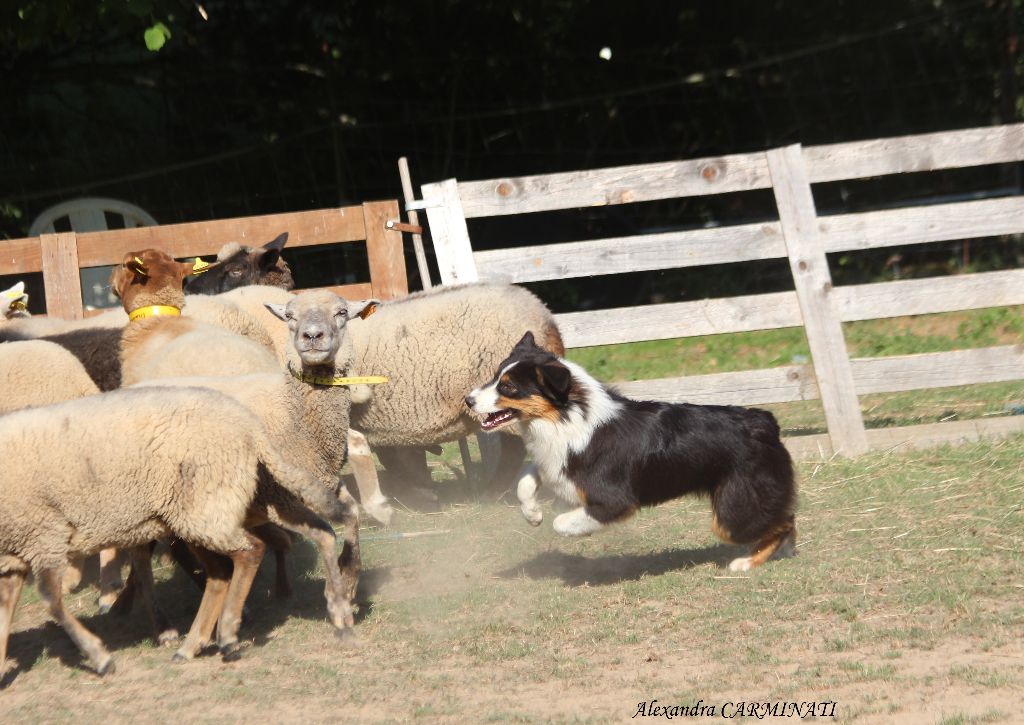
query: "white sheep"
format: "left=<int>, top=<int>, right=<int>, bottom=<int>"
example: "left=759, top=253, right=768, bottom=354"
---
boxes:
left=0, top=385, right=354, bottom=677
left=126, top=291, right=375, bottom=610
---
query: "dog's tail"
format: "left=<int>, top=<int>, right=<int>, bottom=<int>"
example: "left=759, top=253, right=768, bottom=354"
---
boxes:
left=747, top=407, right=783, bottom=444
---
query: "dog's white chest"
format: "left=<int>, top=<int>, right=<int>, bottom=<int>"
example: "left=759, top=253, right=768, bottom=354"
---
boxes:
left=524, top=422, right=584, bottom=506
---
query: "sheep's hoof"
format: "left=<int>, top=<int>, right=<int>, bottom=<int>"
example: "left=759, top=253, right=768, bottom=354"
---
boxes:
left=171, top=651, right=191, bottom=664
left=95, top=658, right=116, bottom=677
left=220, top=643, right=242, bottom=663
left=334, top=628, right=362, bottom=648
left=96, top=602, right=113, bottom=616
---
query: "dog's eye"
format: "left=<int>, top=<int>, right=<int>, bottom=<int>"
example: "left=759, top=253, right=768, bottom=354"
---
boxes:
left=499, top=381, right=517, bottom=396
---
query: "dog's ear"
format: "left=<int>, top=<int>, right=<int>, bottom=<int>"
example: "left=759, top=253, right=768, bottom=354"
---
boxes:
left=514, top=331, right=537, bottom=350
left=538, top=361, right=572, bottom=402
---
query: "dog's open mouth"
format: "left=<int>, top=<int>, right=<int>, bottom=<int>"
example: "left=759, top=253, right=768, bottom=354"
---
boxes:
left=481, top=409, right=518, bottom=431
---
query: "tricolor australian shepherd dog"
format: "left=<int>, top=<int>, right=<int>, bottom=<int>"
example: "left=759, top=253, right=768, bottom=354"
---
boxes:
left=466, top=332, right=797, bottom=571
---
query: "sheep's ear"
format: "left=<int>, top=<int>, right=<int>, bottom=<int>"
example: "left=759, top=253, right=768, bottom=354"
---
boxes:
left=265, top=302, right=289, bottom=321
left=1, top=281, right=25, bottom=297
left=348, top=299, right=381, bottom=320
left=263, top=233, right=289, bottom=253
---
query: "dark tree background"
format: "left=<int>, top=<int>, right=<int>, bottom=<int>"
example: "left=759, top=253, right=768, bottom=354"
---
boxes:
left=2, top=0, right=1021, bottom=308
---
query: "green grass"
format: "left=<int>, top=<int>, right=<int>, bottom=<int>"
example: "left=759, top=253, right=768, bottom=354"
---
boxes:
left=566, top=306, right=1024, bottom=435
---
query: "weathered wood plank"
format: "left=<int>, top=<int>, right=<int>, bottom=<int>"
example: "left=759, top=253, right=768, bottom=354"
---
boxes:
left=557, top=270, right=1024, bottom=350
left=835, top=269, right=1024, bottom=321
left=769, top=144, right=867, bottom=456
left=73, top=206, right=368, bottom=267
left=450, top=124, right=1024, bottom=219
left=0, top=237, right=44, bottom=275
left=556, top=291, right=803, bottom=348
left=821, top=196, right=1024, bottom=253
left=785, top=416, right=1024, bottom=461
left=610, top=346, right=1023, bottom=408
left=457, top=152, right=772, bottom=218
left=615, top=365, right=815, bottom=406
left=421, top=179, right=479, bottom=284
left=806, top=123, right=1024, bottom=183
left=39, top=232, right=85, bottom=320
left=362, top=200, right=408, bottom=300
left=852, top=345, right=1024, bottom=394
left=473, top=221, right=786, bottom=283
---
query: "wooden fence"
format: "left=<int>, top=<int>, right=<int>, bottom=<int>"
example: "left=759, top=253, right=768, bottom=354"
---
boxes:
left=421, top=123, right=1024, bottom=459
left=0, top=200, right=408, bottom=317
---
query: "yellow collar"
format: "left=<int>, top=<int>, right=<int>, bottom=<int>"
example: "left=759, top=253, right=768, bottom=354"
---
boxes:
left=129, top=305, right=182, bottom=322
left=288, top=365, right=388, bottom=387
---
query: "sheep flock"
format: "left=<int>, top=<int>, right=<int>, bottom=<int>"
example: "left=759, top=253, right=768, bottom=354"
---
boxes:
left=0, top=238, right=563, bottom=682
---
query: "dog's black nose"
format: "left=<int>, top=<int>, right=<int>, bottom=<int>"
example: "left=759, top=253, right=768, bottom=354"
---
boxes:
left=464, top=394, right=475, bottom=408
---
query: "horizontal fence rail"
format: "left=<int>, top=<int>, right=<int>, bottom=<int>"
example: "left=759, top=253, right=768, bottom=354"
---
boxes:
left=423, top=122, right=1024, bottom=458
left=0, top=201, right=407, bottom=319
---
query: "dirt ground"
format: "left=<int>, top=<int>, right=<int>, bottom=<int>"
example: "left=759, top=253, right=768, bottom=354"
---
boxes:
left=2, top=437, right=1022, bottom=724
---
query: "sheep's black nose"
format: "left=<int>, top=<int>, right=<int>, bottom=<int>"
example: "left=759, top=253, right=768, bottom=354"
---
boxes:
left=464, top=394, right=476, bottom=408
left=303, top=327, right=325, bottom=342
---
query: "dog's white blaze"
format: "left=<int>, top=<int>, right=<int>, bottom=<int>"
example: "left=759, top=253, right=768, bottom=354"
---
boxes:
left=522, top=359, right=620, bottom=506
left=468, top=362, right=518, bottom=415
left=552, top=507, right=605, bottom=537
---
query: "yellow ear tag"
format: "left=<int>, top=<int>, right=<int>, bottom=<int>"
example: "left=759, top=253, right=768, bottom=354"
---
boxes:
left=191, top=258, right=211, bottom=274
left=9, top=298, right=27, bottom=311
left=130, top=257, right=149, bottom=277
left=357, top=303, right=378, bottom=320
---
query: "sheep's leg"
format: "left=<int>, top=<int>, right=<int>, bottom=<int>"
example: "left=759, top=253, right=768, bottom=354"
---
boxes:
left=125, top=546, right=179, bottom=646
left=36, top=568, right=113, bottom=676
left=0, top=570, right=27, bottom=678
left=168, top=538, right=207, bottom=590
left=347, top=429, right=393, bottom=526
left=251, top=523, right=292, bottom=598
left=173, top=548, right=231, bottom=662
left=62, top=556, right=84, bottom=593
left=273, top=501, right=359, bottom=645
left=216, top=532, right=266, bottom=662
left=96, top=547, right=125, bottom=614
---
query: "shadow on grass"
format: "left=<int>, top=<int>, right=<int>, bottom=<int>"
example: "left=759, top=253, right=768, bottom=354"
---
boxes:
left=2, top=538, right=391, bottom=687
left=498, top=543, right=741, bottom=587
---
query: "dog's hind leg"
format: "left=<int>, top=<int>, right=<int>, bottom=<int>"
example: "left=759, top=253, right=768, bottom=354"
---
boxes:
left=552, top=507, right=605, bottom=537
left=727, top=519, right=797, bottom=572
left=516, top=464, right=544, bottom=526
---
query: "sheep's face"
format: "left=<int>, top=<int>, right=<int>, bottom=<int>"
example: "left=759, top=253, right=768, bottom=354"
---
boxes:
left=185, top=233, right=294, bottom=295
left=110, top=249, right=219, bottom=312
left=265, top=290, right=378, bottom=368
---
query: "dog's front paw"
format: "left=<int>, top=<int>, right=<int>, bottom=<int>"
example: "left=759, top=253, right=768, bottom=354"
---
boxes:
left=727, top=556, right=753, bottom=572
left=521, top=502, right=543, bottom=526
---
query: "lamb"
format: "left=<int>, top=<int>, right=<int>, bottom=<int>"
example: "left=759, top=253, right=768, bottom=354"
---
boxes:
left=0, top=384, right=354, bottom=678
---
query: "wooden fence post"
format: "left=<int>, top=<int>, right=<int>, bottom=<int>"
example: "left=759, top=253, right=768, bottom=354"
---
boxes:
left=767, top=144, right=868, bottom=456
left=362, top=200, right=408, bottom=300
left=420, top=178, right=479, bottom=285
left=39, top=232, right=85, bottom=320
